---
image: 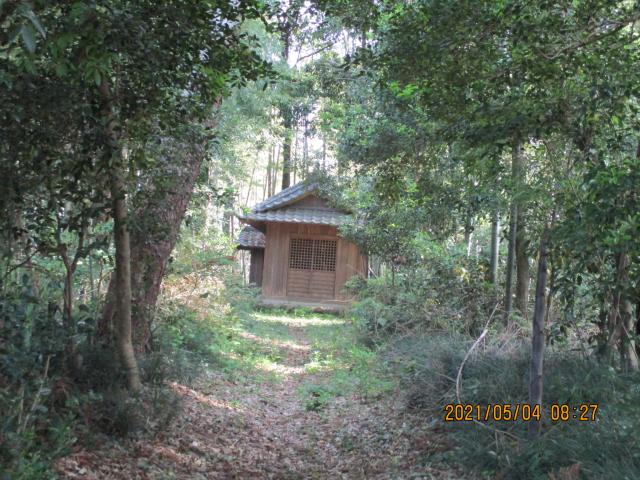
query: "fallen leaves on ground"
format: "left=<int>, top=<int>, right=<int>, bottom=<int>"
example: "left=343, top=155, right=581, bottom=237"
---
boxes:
left=56, top=316, right=464, bottom=479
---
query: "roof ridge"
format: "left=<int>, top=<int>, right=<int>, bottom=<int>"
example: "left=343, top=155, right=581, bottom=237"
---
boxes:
left=251, top=181, right=318, bottom=213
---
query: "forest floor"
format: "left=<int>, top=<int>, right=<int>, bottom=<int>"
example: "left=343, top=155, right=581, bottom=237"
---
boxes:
left=56, top=309, right=463, bottom=479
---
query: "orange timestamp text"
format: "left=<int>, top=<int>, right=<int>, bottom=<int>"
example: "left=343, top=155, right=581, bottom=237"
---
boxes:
left=443, top=403, right=599, bottom=422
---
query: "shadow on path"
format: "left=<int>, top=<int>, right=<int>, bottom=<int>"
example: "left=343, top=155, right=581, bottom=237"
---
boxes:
left=56, top=310, right=461, bottom=479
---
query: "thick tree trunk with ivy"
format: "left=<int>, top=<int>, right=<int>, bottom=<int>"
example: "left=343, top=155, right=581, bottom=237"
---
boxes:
left=99, top=79, right=142, bottom=392
left=100, top=138, right=207, bottom=351
left=130, top=143, right=205, bottom=350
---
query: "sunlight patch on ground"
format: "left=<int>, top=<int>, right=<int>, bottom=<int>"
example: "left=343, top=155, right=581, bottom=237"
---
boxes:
left=170, top=382, right=246, bottom=413
left=254, top=359, right=307, bottom=376
left=236, top=330, right=311, bottom=352
left=303, top=359, right=335, bottom=373
left=253, top=312, right=346, bottom=327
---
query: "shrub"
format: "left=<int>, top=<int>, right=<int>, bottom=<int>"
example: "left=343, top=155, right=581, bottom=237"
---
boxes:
left=0, top=279, right=78, bottom=478
left=386, top=333, right=640, bottom=479
left=348, top=236, right=498, bottom=337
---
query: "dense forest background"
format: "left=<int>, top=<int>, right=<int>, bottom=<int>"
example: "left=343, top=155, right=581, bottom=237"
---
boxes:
left=2, top=0, right=640, bottom=478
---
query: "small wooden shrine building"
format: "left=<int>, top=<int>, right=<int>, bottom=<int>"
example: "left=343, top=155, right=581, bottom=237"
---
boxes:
left=237, top=182, right=367, bottom=309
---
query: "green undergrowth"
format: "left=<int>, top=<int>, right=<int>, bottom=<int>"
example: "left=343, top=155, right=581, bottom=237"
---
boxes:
left=384, top=332, right=640, bottom=480
left=345, top=254, right=640, bottom=479
left=298, top=323, right=395, bottom=412
left=155, top=301, right=392, bottom=395
left=251, top=308, right=396, bottom=412
left=154, top=303, right=278, bottom=384
left=157, top=302, right=395, bottom=412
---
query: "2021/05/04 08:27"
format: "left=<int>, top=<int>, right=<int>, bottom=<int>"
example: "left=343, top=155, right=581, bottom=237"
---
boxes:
left=443, top=403, right=599, bottom=422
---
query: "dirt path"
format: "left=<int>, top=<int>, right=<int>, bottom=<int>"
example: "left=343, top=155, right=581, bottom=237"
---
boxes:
left=56, top=311, right=459, bottom=479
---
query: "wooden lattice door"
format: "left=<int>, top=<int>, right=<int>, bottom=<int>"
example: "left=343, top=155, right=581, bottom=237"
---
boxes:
left=287, top=237, right=337, bottom=299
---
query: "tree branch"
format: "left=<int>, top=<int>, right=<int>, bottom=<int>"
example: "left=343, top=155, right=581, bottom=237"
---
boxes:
left=295, top=43, right=332, bottom=64
left=539, top=12, right=640, bottom=60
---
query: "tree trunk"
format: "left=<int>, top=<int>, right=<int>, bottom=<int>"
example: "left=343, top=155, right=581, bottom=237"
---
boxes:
left=322, top=135, right=326, bottom=168
left=266, top=146, right=272, bottom=200
left=504, top=143, right=523, bottom=322
left=281, top=109, right=293, bottom=190
left=303, top=118, right=309, bottom=177
left=61, top=261, right=80, bottom=372
left=110, top=161, right=142, bottom=392
left=619, top=143, right=640, bottom=370
left=99, top=79, right=141, bottom=391
left=100, top=138, right=207, bottom=351
left=98, top=275, right=116, bottom=340
left=605, top=252, right=639, bottom=370
left=280, top=31, right=292, bottom=190
left=621, top=294, right=638, bottom=371
left=515, top=218, right=530, bottom=318
left=62, top=267, right=73, bottom=327
left=88, top=255, right=95, bottom=302
left=463, top=215, right=473, bottom=257
left=489, top=210, right=500, bottom=284
left=635, top=300, right=640, bottom=358
left=272, top=145, right=279, bottom=196
left=293, top=123, right=299, bottom=185
left=528, top=229, right=549, bottom=439
left=504, top=203, right=517, bottom=322
left=544, top=260, right=556, bottom=326
left=222, top=199, right=232, bottom=237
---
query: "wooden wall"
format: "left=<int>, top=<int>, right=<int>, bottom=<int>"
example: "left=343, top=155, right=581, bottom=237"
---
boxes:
left=334, top=238, right=367, bottom=301
left=261, top=222, right=366, bottom=302
left=249, top=249, right=264, bottom=286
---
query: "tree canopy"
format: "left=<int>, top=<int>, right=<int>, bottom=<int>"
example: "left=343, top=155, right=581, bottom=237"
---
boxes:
left=2, top=1, right=640, bottom=478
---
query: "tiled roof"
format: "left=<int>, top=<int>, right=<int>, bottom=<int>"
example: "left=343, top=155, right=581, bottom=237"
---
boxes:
left=237, top=225, right=265, bottom=249
left=237, top=181, right=352, bottom=229
left=239, top=207, right=350, bottom=226
left=251, top=182, right=318, bottom=212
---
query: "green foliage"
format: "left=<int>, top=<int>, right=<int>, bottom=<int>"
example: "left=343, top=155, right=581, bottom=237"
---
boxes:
left=403, top=335, right=640, bottom=479
left=79, top=386, right=180, bottom=439
left=0, top=250, right=258, bottom=473
left=302, top=383, right=335, bottom=411
left=348, top=235, right=497, bottom=337
left=152, top=301, right=229, bottom=382
left=0, top=278, right=75, bottom=477
left=167, top=231, right=236, bottom=277
left=2, top=0, right=640, bottom=476
left=322, top=0, right=640, bottom=365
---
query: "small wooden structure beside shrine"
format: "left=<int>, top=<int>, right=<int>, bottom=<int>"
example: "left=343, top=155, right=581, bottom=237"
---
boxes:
left=236, top=182, right=367, bottom=309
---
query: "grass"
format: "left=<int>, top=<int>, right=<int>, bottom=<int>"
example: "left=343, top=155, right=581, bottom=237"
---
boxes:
left=155, top=272, right=640, bottom=479
left=166, top=304, right=395, bottom=411
left=384, top=332, right=640, bottom=480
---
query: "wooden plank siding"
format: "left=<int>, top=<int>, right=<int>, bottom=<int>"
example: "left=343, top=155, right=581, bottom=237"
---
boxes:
left=287, top=269, right=335, bottom=299
left=334, top=239, right=366, bottom=301
left=261, top=221, right=366, bottom=303
left=262, top=222, right=290, bottom=298
left=249, top=249, right=264, bottom=286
